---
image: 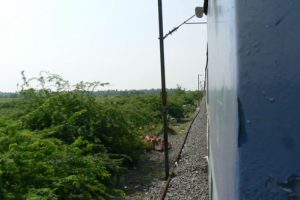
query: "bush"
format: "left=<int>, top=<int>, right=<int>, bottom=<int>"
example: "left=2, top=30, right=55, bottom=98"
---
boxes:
left=0, top=72, right=201, bottom=199
left=0, top=130, right=124, bottom=199
left=0, top=73, right=141, bottom=199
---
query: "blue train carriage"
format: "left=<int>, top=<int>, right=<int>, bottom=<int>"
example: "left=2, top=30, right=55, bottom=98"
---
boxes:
left=205, top=0, right=300, bottom=199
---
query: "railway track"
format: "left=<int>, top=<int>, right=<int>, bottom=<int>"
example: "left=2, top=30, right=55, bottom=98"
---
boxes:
left=158, top=98, right=208, bottom=200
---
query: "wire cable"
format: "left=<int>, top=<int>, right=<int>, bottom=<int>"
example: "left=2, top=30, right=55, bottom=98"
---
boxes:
left=163, top=14, right=196, bottom=39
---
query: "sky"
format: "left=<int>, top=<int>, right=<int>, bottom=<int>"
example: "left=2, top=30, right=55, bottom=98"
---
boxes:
left=0, top=0, right=207, bottom=92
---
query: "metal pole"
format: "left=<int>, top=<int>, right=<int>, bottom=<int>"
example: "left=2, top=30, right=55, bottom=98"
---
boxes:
left=198, top=74, right=200, bottom=106
left=157, top=0, right=169, bottom=179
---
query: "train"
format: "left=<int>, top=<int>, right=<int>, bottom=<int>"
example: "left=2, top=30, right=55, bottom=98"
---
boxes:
left=205, top=0, right=300, bottom=199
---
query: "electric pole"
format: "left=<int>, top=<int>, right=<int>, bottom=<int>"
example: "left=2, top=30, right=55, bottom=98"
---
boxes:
left=156, top=2, right=206, bottom=180
left=198, top=74, right=200, bottom=106
left=157, top=0, right=169, bottom=179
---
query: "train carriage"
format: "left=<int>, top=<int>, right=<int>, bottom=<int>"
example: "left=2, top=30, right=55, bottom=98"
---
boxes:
left=205, top=0, right=300, bottom=199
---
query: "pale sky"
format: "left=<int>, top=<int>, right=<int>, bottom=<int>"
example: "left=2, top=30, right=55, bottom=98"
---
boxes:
left=0, top=0, right=207, bottom=92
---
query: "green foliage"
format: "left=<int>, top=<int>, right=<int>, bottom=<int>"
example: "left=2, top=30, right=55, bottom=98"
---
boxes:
left=0, top=130, right=123, bottom=199
left=106, top=95, right=161, bottom=129
left=0, top=72, right=201, bottom=199
left=168, top=86, right=201, bottom=120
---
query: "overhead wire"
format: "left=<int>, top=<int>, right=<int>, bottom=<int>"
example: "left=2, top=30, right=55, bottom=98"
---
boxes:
left=163, top=14, right=194, bottom=39
left=163, top=14, right=207, bottom=39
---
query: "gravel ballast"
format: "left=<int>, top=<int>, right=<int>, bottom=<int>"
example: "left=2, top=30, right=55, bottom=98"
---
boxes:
left=165, top=98, right=208, bottom=200
left=146, top=99, right=208, bottom=200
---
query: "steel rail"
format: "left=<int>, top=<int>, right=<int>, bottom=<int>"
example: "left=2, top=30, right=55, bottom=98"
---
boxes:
left=158, top=105, right=203, bottom=200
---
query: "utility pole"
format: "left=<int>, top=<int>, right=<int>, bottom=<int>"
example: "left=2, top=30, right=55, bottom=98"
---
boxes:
left=157, top=0, right=169, bottom=179
left=156, top=2, right=205, bottom=180
left=198, top=74, right=203, bottom=106
left=198, top=74, right=200, bottom=106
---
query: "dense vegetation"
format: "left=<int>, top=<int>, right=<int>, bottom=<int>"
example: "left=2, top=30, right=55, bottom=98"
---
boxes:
left=0, top=73, right=201, bottom=199
left=0, top=92, right=17, bottom=98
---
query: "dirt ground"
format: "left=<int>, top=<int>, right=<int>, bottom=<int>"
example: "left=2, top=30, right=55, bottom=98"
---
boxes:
left=120, top=112, right=199, bottom=200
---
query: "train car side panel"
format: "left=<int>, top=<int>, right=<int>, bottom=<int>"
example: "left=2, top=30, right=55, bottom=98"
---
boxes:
left=206, top=0, right=239, bottom=199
